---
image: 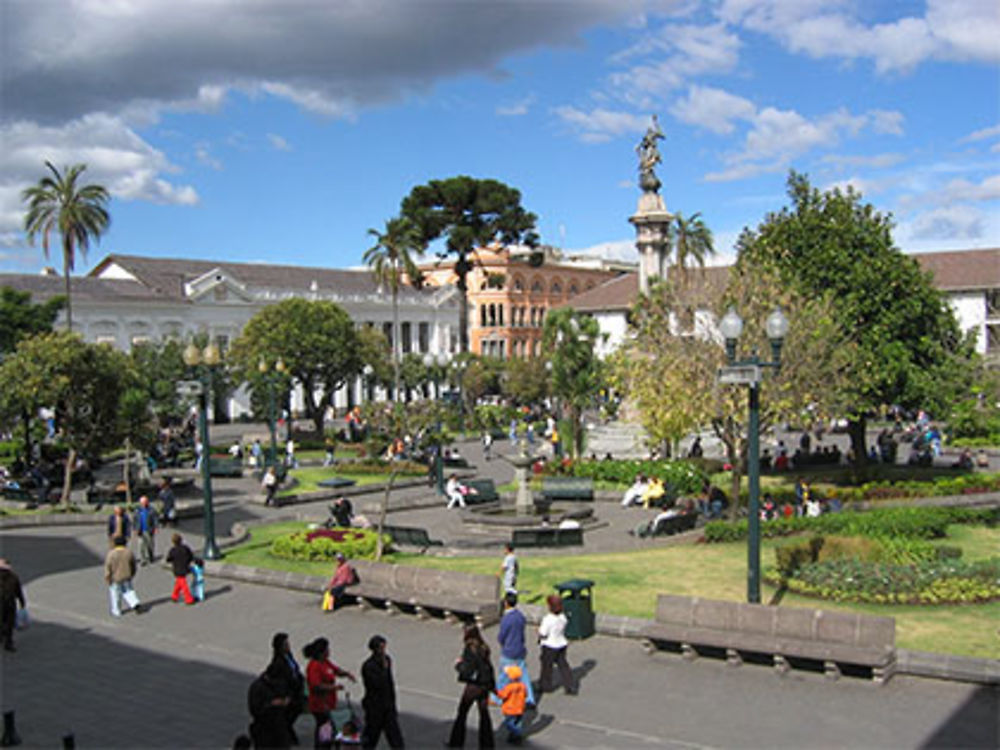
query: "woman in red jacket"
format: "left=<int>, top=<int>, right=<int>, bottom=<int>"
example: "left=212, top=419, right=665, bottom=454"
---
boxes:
left=303, top=636, right=356, bottom=748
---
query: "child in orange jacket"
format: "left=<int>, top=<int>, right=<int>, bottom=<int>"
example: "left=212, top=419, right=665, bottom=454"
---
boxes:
left=495, top=664, right=527, bottom=744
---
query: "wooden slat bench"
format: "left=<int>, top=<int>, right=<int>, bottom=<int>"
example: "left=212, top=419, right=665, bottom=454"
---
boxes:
left=541, top=477, right=594, bottom=502
left=1, top=485, right=33, bottom=502
left=512, top=527, right=584, bottom=548
left=209, top=457, right=244, bottom=478
left=464, top=479, right=499, bottom=505
left=639, top=594, right=896, bottom=684
left=382, top=524, right=444, bottom=549
left=347, top=560, right=500, bottom=627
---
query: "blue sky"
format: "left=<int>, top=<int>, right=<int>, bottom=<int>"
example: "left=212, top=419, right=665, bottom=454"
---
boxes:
left=1, top=0, right=998, bottom=275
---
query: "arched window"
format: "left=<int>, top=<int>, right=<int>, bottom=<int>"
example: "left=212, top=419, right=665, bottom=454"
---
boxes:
left=489, top=304, right=497, bottom=327
left=531, top=278, right=544, bottom=293
left=513, top=275, right=525, bottom=293
left=569, top=283, right=579, bottom=296
left=480, top=305, right=488, bottom=327
left=550, top=281, right=562, bottom=296
left=498, top=305, right=504, bottom=327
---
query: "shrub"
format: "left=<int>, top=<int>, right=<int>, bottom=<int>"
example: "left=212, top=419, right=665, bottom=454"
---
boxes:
left=816, top=535, right=882, bottom=564
left=775, top=536, right=824, bottom=579
left=270, top=527, right=388, bottom=561
left=570, top=458, right=706, bottom=495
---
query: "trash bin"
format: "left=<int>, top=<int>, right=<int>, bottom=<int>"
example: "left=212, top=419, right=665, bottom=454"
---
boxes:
left=554, top=579, right=595, bottom=640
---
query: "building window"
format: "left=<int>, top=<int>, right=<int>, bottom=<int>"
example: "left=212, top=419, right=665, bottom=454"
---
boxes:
left=401, top=322, right=412, bottom=354
left=418, top=322, right=429, bottom=352
left=551, top=281, right=562, bottom=295
left=498, top=305, right=504, bottom=327
left=987, top=289, right=1000, bottom=317
left=531, top=279, right=544, bottom=293
left=382, top=322, right=393, bottom=350
left=513, top=276, right=525, bottom=293
left=569, top=283, right=579, bottom=296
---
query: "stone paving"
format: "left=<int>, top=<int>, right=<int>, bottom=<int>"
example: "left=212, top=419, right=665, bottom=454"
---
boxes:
left=1, top=432, right=998, bottom=748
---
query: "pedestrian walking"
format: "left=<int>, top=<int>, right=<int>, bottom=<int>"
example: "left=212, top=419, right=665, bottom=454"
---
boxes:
left=104, top=536, right=142, bottom=616
left=496, top=593, right=535, bottom=708
left=285, top=438, right=297, bottom=469
left=106, top=505, right=131, bottom=548
left=360, top=635, right=404, bottom=749
left=0, top=558, right=27, bottom=652
left=190, top=557, right=206, bottom=602
left=166, top=533, right=196, bottom=605
left=158, top=477, right=176, bottom=527
left=495, top=665, right=527, bottom=745
left=248, top=662, right=293, bottom=750
left=132, top=495, right=158, bottom=565
left=303, top=637, right=356, bottom=749
left=481, top=432, right=493, bottom=461
left=446, top=624, right=496, bottom=749
left=268, top=633, right=305, bottom=745
left=499, top=543, right=518, bottom=594
left=538, top=595, right=576, bottom=695
left=262, top=466, right=278, bottom=506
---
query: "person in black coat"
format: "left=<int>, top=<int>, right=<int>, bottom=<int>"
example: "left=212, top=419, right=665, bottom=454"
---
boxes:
left=268, top=633, right=305, bottom=744
left=248, top=662, right=293, bottom=749
left=446, top=625, right=496, bottom=749
left=361, top=635, right=404, bottom=749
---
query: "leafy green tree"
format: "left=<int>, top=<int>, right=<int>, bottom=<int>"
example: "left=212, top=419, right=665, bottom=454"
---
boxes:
left=0, top=287, right=64, bottom=354
left=400, top=176, right=538, bottom=353
left=542, top=309, right=605, bottom=459
left=736, top=172, right=974, bottom=464
left=364, top=217, right=424, bottom=399
left=502, top=356, right=549, bottom=406
left=22, top=162, right=110, bottom=331
left=0, top=332, right=133, bottom=503
left=129, top=339, right=189, bottom=426
left=228, top=299, right=361, bottom=435
left=357, top=324, right=392, bottom=403
left=399, top=353, right=429, bottom=402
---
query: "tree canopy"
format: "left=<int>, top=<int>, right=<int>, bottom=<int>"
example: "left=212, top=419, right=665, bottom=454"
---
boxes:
left=0, top=287, right=64, bottom=354
left=735, top=171, right=973, bottom=461
left=228, top=298, right=361, bottom=434
left=400, top=176, right=538, bottom=352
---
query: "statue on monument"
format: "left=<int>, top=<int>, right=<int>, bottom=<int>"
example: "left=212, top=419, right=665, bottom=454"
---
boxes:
left=636, top=114, right=665, bottom=194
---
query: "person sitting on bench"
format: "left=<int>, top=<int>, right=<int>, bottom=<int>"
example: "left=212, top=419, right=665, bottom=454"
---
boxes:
left=445, top=474, right=476, bottom=510
left=632, top=505, right=681, bottom=538
left=641, top=477, right=666, bottom=509
left=621, top=474, right=648, bottom=507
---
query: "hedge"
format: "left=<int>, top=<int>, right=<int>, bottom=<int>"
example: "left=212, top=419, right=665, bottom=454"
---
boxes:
left=703, top=506, right=999, bottom=544
left=270, top=527, right=388, bottom=562
left=563, top=458, right=707, bottom=496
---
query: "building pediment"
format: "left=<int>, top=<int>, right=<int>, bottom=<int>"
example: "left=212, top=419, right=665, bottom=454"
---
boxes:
left=184, top=268, right=253, bottom=303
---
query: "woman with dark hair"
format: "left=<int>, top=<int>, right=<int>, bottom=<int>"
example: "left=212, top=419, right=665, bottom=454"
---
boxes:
left=303, top=637, right=356, bottom=748
left=538, top=594, right=576, bottom=695
left=268, top=633, right=305, bottom=744
left=446, top=624, right=496, bottom=748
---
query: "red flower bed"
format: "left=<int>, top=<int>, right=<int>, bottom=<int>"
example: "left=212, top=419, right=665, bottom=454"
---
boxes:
left=305, top=528, right=366, bottom=543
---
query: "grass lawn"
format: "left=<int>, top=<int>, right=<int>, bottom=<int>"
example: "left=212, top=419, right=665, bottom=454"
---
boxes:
left=224, top=521, right=1000, bottom=659
left=278, top=467, right=425, bottom=496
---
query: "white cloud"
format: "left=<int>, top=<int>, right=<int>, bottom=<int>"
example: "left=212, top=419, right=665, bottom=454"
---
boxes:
left=907, top=205, right=986, bottom=241
left=554, top=107, right=649, bottom=143
left=821, top=153, right=905, bottom=169
left=960, top=124, right=1000, bottom=143
left=267, top=133, right=292, bottom=152
left=669, top=85, right=755, bottom=134
left=567, top=238, right=638, bottom=263
left=195, top=144, right=223, bottom=170
left=496, top=95, right=536, bottom=117
left=0, top=114, right=199, bottom=244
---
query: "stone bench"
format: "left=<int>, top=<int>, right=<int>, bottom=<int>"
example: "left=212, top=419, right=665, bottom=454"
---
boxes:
left=512, top=527, right=584, bottom=548
left=347, top=560, right=501, bottom=627
left=382, top=524, right=443, bottom=550
left=209, top=457, right=244, bottom=478
left=541, top=477, right=594, bottom=503
left=639, top=594, right=896, bottom=684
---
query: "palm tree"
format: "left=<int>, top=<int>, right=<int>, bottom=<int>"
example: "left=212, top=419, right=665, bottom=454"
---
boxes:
left=22, top=162, right=110, bottom=331
left=364, top=217, right=424, bottom=400
left=672, top=211, right=714, bottom=279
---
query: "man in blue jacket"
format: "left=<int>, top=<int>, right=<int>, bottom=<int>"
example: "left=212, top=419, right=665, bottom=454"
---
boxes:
left=496, top=592, right=535, bottom=708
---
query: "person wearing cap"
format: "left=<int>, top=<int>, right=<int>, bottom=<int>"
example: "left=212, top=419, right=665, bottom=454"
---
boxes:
left=494, top=664, right=527, bottom=745
left=496, top=592, right=534, bottom=708
left=325, top=553, right=356, bottom=611
left=360, top=635, right=403, bottom=749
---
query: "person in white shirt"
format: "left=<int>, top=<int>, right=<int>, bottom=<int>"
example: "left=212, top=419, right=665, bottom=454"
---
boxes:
left=537, top=594, right=576, bottom=695
left=621, top=474, right=648, bottom=507
left=446, top=474, right=472, bottom=510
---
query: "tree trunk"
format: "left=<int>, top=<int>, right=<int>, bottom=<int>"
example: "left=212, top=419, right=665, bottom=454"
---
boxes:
left=392, top=283, right=402, bottom=401
left=60, top=447, right=76, bottom=507
left=456, top=252, right=470, bottom=354
left=22, top=409, right=32, bottom=468
left=63, top=243, right=74, bottom=333
left=374, top=470, right=397, bottom=561
left=124, top=438, right=133, bottom=506
left=848, top=418, right=868, bottom=468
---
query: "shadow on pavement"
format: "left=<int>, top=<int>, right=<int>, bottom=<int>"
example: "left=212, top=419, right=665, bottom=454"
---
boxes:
left=0, top=534, right=103, bottom=585
left=919, top=685, right=999, bottom=749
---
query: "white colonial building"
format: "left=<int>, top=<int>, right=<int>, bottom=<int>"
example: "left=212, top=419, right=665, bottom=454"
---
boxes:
left=0, top=254, right=461, bottom=419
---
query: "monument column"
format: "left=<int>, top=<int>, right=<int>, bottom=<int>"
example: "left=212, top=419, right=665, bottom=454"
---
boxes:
left=629, top=115, right=673, bottom=295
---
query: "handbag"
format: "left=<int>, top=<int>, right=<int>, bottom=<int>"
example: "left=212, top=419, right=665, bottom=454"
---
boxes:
left=321, top=590, right=334, bottom=612
left=455, top=651, right=479, bottom=684
left=15, top=608, right=30, bottom=630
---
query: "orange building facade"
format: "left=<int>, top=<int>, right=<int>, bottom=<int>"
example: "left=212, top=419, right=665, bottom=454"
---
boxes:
left=419, top=246, right=626, bottom=358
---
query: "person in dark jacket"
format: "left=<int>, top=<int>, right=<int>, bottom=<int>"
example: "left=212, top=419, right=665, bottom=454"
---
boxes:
left=0, top=558, right=26, bottom=652
left=165, top=533, right=195, bottom=604
left=248, top=662, right=293, bottom=749
left=361, top=634, right=403, bottom=749
left=446, top=625, right=496, bottom=748
left=268, top=632, right=305, bottom=744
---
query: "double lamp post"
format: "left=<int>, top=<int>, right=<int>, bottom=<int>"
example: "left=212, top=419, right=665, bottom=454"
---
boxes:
left=717, top=307, right=789, bottom=604
left=181, top=341, right=223, bottom=560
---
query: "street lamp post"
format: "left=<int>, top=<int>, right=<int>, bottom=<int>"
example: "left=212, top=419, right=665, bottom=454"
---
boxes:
left=362, top=364, right=374, bottom=404
left=183, top=341, right=223, bottom=561
left=454, top=359, right=468, bottom=435
left=424, top=352, right=450, bottom=494
left=258, top=357, right=286, bottom=471
left=718, top=307, right=789, bottom=604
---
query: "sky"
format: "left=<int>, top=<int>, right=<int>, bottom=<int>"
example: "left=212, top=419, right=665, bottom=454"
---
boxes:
left=1, top=0, right=998, bottom=276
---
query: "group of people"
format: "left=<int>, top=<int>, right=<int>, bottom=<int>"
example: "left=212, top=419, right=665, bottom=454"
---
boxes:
left=619, top=474, right=666, bottom=509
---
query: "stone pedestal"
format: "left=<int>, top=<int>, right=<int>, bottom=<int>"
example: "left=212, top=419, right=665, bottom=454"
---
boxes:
left=503, top=444, right=537, bottom=516
left=630, top=192, right=673, bottom=296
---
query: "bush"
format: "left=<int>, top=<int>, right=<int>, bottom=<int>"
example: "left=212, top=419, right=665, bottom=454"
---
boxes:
left=775, top=536, right=824, bottom=578
left=270, top=527, right=388, bottom=561
left=816, top=535, right=883, bottom=564
left=765, top=557, right=1000, bottom=605
left=570, top=458, right=706, bottom=495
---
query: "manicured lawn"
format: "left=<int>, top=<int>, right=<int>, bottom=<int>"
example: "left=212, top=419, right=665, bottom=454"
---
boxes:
left=278, top=467, right=424, bottom=496
left=225, top=520, right=1000, bottom=659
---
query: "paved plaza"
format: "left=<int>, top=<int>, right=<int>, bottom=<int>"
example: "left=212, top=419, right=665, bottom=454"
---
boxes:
left=1, top=433, right=998, bottom=748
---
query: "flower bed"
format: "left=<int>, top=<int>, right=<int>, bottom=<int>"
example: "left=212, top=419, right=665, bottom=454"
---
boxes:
left=765, top=558, right=1000, bottom=605
left=270, top=527, right=387, bottom=561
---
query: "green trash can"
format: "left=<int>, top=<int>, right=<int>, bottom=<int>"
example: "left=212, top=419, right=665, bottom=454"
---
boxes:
left=554, top=579, right=595, bottom=640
